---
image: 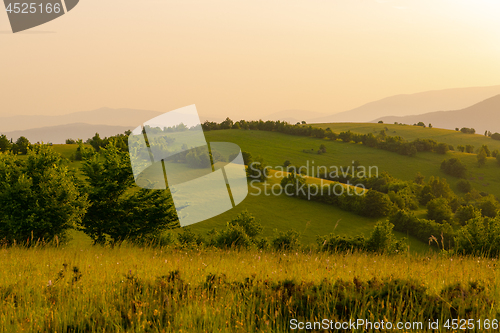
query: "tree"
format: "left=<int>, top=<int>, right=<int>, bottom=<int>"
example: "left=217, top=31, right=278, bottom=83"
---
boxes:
left=66, top=139, right=77, bottom=144
left=363, top=190, right=394, bottom=217
left=441, top=158, right=467, bottom=178
left=414, top=172, right=425, bottom=185
left=465, top=145, right=475, bottom=153
left=455, top=205, right=481, bottom=225
left=456, top=179, right=472, bottom=193
left=0, top=135, right=12, bottom=152
left=246, top=156, right=268, bottom=182
left=79, top=141, right=179, bottom=244
left=0, top=145, right=88, bottom=245
left=426, top=198, right=453, bottom=224
left=491, top=133, right=500, bottom=141
left=319, top=144, right=327, bottom=154
left=435, top=143, right=449, bottom=154
left=478, top=195, right=500, bottom=218
left=12, top=136, right=30, bottom=155
left=477, top=148, right=487, bottom=167
left=228, top=210, right=262, bottom=238
left=457, top=145, right=465, bottom=152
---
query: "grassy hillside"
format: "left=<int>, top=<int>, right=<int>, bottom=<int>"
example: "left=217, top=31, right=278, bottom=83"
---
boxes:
left=311, top=122, right=500, bottom=152
left=204, top=129, right=500, bottom=198
left=49, top=126, right=500, bottom=254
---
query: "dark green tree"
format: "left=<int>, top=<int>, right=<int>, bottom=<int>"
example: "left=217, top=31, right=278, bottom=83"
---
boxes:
left=0, top=134, right=12, bottom=152
left=426, top=198, right=453, bottom=224
left=79, top=141, right=179, bottom=244
left=12, top=136, right=30, bottom=155
left=0, top=145, right=88, bottom=245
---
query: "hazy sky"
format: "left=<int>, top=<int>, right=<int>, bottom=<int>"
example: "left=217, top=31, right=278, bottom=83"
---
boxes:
left=1, top=0, right=500, bottom=119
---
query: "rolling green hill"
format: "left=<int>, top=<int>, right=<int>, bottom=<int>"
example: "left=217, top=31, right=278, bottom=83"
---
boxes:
left=204, top=129, right=500, bottom=198
left=310, top=122, right=500, bottom=152
left=50, top=124, right=500, bottom=255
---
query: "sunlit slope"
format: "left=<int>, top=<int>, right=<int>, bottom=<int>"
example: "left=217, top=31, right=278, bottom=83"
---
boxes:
left=310, top=122, right=500, bottom=151
left=204, top=129, right=500, bottom=198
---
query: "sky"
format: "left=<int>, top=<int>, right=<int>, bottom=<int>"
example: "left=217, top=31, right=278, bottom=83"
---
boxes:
left=1, top=0, right=500, bottom=120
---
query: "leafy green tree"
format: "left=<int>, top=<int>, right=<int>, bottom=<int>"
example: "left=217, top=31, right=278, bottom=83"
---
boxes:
left=457, top=145, right=465, bottom=152
left=456, top=179, right=472, bottom=193
left=12, top=136, right=30, bottom=155
left=455, top=205, right=481, bottom=225
left=0, top=145, right=88, bottom=245
left=414, top=172, right=425, bottom=185
left=419, top=176, right=455, bottom=205
left=426, top=198, right=453, bottom=224
left=465, top=145, right=475, bottom=153
left=455, top=216, right=500, bottom=257
left=228, top=210, right=262, bottom=238
left=79, top=141, right=179, bottom=244
left=477, top=148, right=487, bottom=167
left=478, top=195, right=500, bottom=218
left=366, top=220, right=405, bottom=253
left=0, top=135, right=11, bottom=152
left=441, top=158, right=467, bottom=178
left=363, top=190, right=394, bottom=217
left=246, top=156, right=268, bottom=182
left=435, top=143, right=449, bottom=154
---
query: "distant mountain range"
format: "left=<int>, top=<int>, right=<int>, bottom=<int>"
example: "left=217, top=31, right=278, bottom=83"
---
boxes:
left=374, top=94, right=500, bottom=134
left=0, top=107, right=162, bottom=132
left=2, top=123, right=133, bottom=145
left=264, top=109, right=326, bottom=124
left=310, top=85, right=500, bottom=123
left=2, top=85, right=500, bottom=144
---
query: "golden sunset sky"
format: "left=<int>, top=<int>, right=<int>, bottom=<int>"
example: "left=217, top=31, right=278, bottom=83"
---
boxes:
left=1, top=0, right=500, bottom=119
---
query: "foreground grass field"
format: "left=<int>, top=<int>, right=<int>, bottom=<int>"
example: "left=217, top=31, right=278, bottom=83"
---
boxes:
left=0, top=245, right=498, bottom=332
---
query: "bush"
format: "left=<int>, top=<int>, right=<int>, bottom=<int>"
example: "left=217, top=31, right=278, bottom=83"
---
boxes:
left=0, top=145, right=88, bottom=245
left=427, top=198, right=453, bottom=224
left=441, top=158, right=467, bottom=178
left=317, top=234, right=366, bottom=253
left=177, top=228, right=204, bottom=247
left=436, top=143, right=449, bottom=154
left=228, top=210, right=262, bottom=238
left=455, top=216, right=500, bottom=257
left=366, top=220, right=406, bottom=253
left=363, top=190, right=395, bottom=217
left=215, top=224, right=252, bottom=249
left=456, top=179, right=472, bottom=193
left=455, top=205, right=481, bottom=225
left=271, top=229, right=300, bottom=251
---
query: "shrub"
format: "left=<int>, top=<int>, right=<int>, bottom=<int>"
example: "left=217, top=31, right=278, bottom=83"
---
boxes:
left=215, top=224, right=252, bottom=249
left=455, top=205, right=481, bottom=225
left=455, top=216, right=500, bottom=257
left=366, top=220, right=406, bottom=253
left=427, top=198, right=453, bottom=224
left=456, top=179, right=472, bottom=193
left=271, top=229, right=300, bottom=251
left=363, top=190, right=395, bottom=217
left=317, top=234, right=366, bottom=253
left=441, top=158, right=467, bottom=178
left=228, top=210, right=262, bottom=238
left=436, top=143, right=449, bottom=154
left=177, top=228, right=204, bottom=247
